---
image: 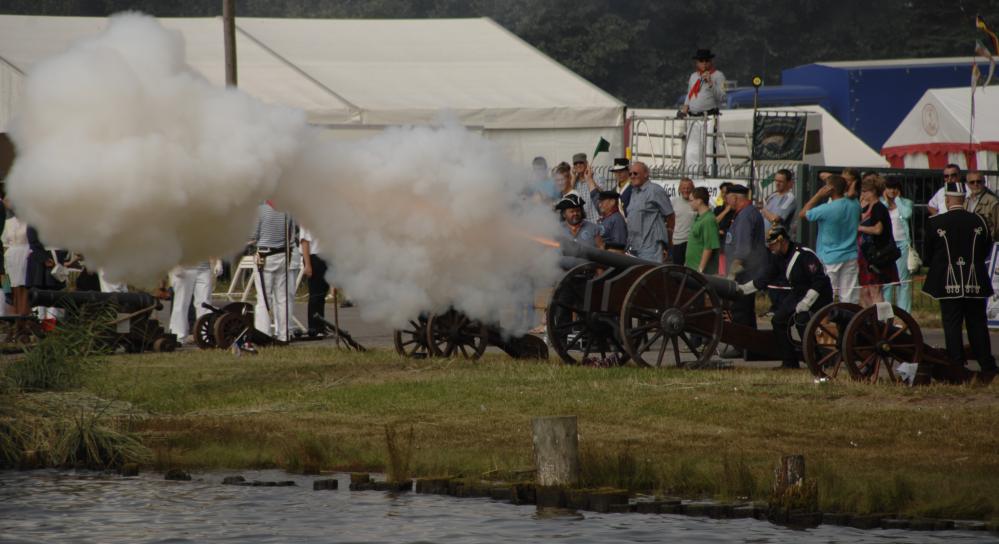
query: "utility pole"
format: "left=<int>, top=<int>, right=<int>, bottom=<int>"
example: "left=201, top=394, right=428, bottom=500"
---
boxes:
left=223, top=0, right=237, bottom=87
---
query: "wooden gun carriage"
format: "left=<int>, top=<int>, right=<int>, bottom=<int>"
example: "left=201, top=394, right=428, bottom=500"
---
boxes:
left=549, top=240, right=992, bottom=384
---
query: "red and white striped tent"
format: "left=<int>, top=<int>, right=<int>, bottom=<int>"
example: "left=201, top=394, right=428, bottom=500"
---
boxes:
left=881, top=87, right=999, bottom=170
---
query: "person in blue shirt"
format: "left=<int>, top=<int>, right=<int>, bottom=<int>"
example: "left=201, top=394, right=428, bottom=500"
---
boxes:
left=555, top=193, right=601, bottom=269
left=592, top=190, right=628, bottom=253
left=800, top=174, right=861, bottom=303
left=720, top=184, right=768, bottom=359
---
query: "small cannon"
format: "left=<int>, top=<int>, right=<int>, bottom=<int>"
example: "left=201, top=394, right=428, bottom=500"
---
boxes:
left=800, top=302, right=992, bottom=385
left=393, top=309, right=548, bottom=360
left=26, top=289, right=178, bottom=353
left=548, top=239, right=774, bottom=366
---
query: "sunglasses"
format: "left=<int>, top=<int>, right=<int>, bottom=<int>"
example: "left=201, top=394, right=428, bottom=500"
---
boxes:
left=629, top=172, right=641, bottom=177
left=967, top=179, right=983, bottom=185
left=943, top=173, right=959, bottom=178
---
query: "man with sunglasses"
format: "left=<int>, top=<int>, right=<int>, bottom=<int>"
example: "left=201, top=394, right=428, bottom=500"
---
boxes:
left=625, top=162, right=675, bottom=263
left=928, top=164, right=968, bottom=216
left=965, top=171, right=999, bottom=241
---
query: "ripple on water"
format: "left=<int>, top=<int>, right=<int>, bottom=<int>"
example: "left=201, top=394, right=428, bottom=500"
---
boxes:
left=0, top=470, right=996, bottom=544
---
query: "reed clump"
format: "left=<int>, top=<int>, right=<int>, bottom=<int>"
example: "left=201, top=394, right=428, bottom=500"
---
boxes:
left=4, top=303, right=115, bottom=392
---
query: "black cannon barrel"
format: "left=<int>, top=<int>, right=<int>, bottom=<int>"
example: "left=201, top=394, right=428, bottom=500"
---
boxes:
left=28, top=289, right=162, bottom=312
left=556, top=237, right=743, bottom=301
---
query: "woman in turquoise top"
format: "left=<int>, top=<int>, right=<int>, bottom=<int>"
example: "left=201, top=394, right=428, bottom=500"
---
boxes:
left=880, top=177, right=913, bottom=312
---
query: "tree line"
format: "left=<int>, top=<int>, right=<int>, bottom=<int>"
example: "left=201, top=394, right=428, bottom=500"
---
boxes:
left=3, top=0, right=996, bottom=106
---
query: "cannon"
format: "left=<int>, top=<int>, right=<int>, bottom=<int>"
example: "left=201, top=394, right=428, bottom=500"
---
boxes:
left=800, top=302, right=992, bottom=385
left=554, top=241, right=992, bottom=383
left=548, top=239, right=773, bottom=366
left=393, top=309, right=548, bottom=360
left=26, top=289, right=178, bottom=353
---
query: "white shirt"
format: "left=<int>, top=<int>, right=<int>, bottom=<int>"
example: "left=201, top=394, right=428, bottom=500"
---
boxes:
left=299, top=228, right=323, bottom=257
left=928, top=185, right=971, bottom=214
left=683, top=70, right=726, bottom=113
left=670, top=195, right=695, bottom=244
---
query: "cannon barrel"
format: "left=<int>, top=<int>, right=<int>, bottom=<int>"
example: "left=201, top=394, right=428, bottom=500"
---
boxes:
left=557, top=237, right=743, bottom=301
left=28, top=289, right=162, bottom=312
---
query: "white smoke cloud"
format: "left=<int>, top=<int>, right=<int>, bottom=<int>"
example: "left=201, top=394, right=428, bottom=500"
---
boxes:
left=5, top=13, right=308, bottom=284
left=278, top=124, right=561, bottom=331
left=6, top=13, right=562, bottom=332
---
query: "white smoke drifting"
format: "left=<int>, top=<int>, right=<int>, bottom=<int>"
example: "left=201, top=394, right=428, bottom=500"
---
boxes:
left=5, top=13, right=308, bottom=283
left=278, top=124, right=561, bottom=330
left=6, top=14, right=561, bottom=331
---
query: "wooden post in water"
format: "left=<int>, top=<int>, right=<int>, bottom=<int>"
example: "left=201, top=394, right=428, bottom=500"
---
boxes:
left=772, top=454, right=805, bottom=495
left=532, top=416, right=579, bottom=486
left=222, top=0, right=237, bottom=87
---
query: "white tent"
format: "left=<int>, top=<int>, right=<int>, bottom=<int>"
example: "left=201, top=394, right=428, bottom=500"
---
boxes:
left=0, top=15, right=625, bottom=167
left=881, top=87, right=999, bottom=170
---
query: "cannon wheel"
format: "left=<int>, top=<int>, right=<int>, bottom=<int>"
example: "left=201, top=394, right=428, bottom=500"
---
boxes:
left=213, top=312, right=252, bottom=349
left=193, top=313, right=218, bottom=349
left=802, top=302, right=861, bottom=380
left=841, top=304, right=924, bottom=383
left=618, top=265, right=723, bottom=368
left=547, top=263, right=630, bottom=366
left=393, top=315, right=433, bottom=359
left=426, top=309, right=488, bottom=359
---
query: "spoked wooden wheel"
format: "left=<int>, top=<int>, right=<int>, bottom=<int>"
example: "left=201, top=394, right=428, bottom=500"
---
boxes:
left=426, top=309, right=488, bottom=359
left=802, top=303, right=861, bottom=380
left=393, top=315, right=433, bottom=359
left=193, top=313, right=218, bottom=349
left=842, top=305, right=924, bottom=384
left=213, top=312, right=252, bottom=349
left=546, top=263, right=630, bottom=366
left=619, top=265, right=723, bottom=367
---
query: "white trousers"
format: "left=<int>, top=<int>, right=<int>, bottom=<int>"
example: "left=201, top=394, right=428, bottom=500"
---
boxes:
left=825, top=260, right=859, bottom=304
left=684, top=117, right=715, bottom=172
left=253, top=252, right=290, bottom=341
left=169, top=267, right=213, bottom=339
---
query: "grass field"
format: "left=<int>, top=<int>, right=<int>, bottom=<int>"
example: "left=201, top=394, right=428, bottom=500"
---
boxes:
left=13, top=344, right=988, bottom=520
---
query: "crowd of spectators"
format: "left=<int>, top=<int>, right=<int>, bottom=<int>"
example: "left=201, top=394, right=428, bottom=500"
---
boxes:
left=544, top=154, right=999, bottom=363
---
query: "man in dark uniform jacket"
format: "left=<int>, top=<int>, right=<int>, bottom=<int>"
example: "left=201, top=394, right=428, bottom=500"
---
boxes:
left=922, top=182, right=997, bottom=372
left=737, top=225, right=833, bottom=369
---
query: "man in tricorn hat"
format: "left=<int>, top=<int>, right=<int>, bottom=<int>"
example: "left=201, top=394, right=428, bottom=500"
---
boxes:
left=555, top=193, right=601, bottom=269
left=737, top=225, right=833, bottom=369
left=922, top=181, right=997, bottom=373
left=680, top=48, right=726, bottom=173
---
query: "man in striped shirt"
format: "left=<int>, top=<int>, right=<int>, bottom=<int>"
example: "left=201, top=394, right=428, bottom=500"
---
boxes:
left=250, top=202, right=296, bottom=341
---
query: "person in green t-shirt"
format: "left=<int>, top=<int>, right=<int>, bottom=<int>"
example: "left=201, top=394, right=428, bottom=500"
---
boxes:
left=685, top=186, right=721, bottom=274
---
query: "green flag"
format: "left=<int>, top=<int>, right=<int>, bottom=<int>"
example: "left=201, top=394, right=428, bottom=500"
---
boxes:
left=592, top=137, right=611, bottom=159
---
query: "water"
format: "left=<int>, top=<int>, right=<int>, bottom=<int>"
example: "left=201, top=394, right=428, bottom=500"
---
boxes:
left=0, top=470, right=995, bottom=544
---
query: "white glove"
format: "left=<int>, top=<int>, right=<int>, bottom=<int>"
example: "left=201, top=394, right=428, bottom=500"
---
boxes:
left=795, top=289, right=820, bottom=313
left=212, top=260, right=224, bottom=278
left=737, top=281, right=757, bottom=295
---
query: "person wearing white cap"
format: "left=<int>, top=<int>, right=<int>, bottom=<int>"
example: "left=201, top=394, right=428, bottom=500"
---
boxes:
left=922, top=181, right=996, bottom=373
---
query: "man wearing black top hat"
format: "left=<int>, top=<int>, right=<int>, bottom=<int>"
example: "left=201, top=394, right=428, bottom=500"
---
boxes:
left=922, top=182, right=997, bottom=373
left=608, top=157, right=633, bottom=216
left=680, top=49, right=726, bottom=173
left=738, top=225, right=833, bottom=369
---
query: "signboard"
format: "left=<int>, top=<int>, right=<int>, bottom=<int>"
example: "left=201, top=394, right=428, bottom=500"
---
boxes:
left=753, top=114, right=806, bottom=161
left=988, top=243, right=999, bottom=329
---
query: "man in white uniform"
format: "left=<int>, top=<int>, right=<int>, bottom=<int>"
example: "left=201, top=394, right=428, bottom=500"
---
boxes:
left=680, top=49, right=726, bottom=174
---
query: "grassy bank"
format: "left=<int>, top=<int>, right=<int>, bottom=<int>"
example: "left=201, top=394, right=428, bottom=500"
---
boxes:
left=40, top=345, right=995, bottom=520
